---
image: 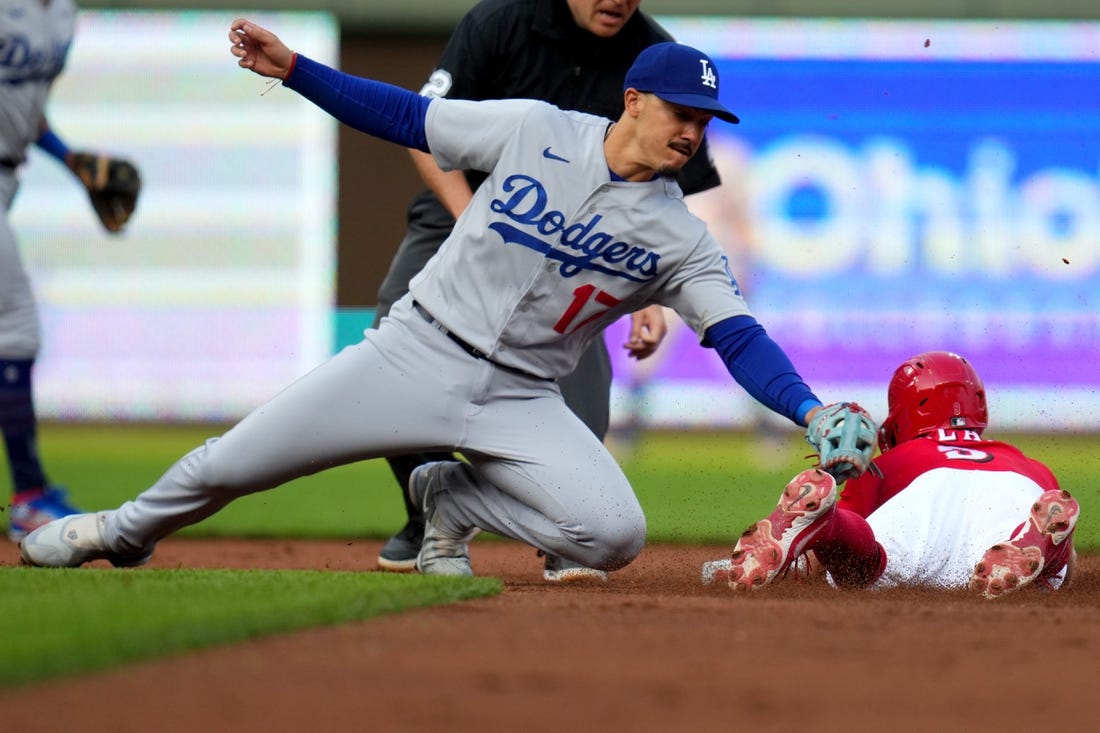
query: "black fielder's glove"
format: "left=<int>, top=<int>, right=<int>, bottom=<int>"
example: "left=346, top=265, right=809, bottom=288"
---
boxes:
left=805, top=402, right=877, bottom=483
left=70, top=152, right=142, bottom=233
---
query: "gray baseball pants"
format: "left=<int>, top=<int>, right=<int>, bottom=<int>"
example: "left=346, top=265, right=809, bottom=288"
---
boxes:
left=103, top=296, right=646, bottom=570
left=0, top=172, right=40, bottom=359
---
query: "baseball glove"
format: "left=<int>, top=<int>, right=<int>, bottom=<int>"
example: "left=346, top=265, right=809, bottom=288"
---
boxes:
left=70, top=152, right=141, bottom=233
left=805, top=402, right=877, bottom=483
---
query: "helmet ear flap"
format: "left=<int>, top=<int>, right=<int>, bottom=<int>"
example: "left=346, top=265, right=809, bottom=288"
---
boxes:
left=878, top=418, right=895, bottom=453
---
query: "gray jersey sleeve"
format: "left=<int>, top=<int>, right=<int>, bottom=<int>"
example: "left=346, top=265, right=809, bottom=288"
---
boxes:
left=425, top=98, right=545, bottom=174
left=653, top=229, right=754, bottom=340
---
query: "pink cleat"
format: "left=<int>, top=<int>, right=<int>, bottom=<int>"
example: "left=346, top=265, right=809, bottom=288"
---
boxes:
left=970, top=489, right=1080, bottom=600
left=728, top=468, right=837, bottom=591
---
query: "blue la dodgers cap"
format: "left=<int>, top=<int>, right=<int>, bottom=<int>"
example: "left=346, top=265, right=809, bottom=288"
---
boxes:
left=624, top=42, right=739, bottom=124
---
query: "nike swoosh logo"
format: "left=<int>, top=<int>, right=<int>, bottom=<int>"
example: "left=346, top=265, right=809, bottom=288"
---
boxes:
left=542, top=147, right=570, bottom=163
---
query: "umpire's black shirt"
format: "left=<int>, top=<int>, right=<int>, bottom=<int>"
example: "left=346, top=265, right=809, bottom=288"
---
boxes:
left=407, top=0, right=724, bottom=228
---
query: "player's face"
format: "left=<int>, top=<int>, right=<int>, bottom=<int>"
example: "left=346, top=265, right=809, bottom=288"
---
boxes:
left=635, top=94, right=712, bottom=176
left=566, top=0, right=642, bottom=38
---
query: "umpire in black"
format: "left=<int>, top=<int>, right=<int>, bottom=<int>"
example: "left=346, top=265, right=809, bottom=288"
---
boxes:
left=372, top=0, right=723, bottom=578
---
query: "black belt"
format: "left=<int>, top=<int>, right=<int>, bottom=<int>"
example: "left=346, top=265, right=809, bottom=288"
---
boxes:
left=412, top=300, right=551, bottom=381
left=0, top=158, right=18, bottom=171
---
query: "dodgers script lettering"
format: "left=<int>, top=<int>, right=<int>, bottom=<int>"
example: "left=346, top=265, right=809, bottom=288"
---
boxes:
left=489, top=175, right=660, bottom=282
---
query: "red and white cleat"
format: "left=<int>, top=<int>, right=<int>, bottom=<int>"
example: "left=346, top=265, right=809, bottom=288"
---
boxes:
left=970, top=489, right=1080, bottom=600
left=728, top=468, right=837, bottom=591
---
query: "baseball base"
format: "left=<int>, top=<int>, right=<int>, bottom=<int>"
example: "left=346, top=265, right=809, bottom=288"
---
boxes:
left=701, top=558, right=732, bottom=585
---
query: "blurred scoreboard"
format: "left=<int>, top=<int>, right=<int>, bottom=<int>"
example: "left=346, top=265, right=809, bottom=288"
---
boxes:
left=13, top=11, right=338, bottom=420
left=605, top=17, right=1100, bottom=431
left=16, top=13, right=1100, bottom=431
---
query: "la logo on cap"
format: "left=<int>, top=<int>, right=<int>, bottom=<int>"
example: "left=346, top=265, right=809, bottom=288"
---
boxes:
left=623, top=42, right=740, bottom=123
left=699, top=59, right=717, bottom=89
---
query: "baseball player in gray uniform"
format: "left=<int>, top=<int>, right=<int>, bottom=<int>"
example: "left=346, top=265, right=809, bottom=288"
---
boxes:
left=1, top=0, right=80, bottom=540
left=2, top=0, right=139, bottom=542
left=373, top=0, right=718, bottom=580
left=20, top=20, right=861, bottom=575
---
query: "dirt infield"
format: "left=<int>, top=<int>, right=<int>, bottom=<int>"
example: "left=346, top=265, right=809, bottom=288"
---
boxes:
left=4, top=538, right=1099, bottom=732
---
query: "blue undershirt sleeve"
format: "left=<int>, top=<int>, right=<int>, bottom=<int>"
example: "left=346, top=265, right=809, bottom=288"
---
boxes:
left=704, top=315, right=822, bottom=426
left=35, top=129, right=71, bottom=162
left=283, top=54, right=431, bottom=152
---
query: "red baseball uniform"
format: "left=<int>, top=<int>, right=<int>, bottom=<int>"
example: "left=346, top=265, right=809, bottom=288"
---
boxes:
left=837, top=428, right=1061, bottom=589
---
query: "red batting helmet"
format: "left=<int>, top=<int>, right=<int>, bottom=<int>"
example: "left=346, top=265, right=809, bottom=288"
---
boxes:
left=879, top=351, right=989, bottom=451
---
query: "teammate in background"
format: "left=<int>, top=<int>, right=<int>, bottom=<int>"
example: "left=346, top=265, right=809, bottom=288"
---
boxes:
left=1, top=0, right=139, bottom=541
left=711, top=351, right=1079, bottom=600
left=371, top=0, right=723, bottom=581
left=19, top=21, right=866, bottom=578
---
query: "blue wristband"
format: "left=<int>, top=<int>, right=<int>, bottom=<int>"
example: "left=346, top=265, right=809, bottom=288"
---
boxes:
left=36, top=129, right=71, bottom=162
left=795, top=399, right=824, bottom=426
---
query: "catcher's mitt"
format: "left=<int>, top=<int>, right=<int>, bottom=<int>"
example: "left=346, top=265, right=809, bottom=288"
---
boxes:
left=805, top=402, right=877, bottom=483
left=70, top=152, right=141, bottom=233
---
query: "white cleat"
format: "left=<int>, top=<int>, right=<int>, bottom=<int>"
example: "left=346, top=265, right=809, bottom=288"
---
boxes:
left=19, top=512, right=150, bottom=568
left=542, top=553, right=608, bottom=583
left=408, top=463, right=479, bottom=577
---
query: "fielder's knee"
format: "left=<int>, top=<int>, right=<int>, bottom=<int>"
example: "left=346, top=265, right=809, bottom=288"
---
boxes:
left=579, top=512, right=646, bottom=571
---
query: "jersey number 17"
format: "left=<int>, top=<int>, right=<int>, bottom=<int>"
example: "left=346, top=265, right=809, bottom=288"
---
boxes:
left=554, top=284, right=623, bottom=335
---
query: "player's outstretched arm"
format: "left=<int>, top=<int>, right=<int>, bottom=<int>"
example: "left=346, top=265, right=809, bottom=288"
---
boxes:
left=704, top=314, right=821, bottom=427
left=229, top=18, right=295, bottom=79
left=227, top=19, right=431, bottom=154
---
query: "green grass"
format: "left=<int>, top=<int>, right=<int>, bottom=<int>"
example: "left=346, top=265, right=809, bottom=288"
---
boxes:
left=4, top=423, right=1099, bottom=549
left=1, top=423, right=1097, bottom=687
left=0, top=567, right=500, bottom=687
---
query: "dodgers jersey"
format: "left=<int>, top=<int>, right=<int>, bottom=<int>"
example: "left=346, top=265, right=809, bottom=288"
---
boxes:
left=409, top=98, right=751, bottom=379
left=0, top=0, right=75, bottom=163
